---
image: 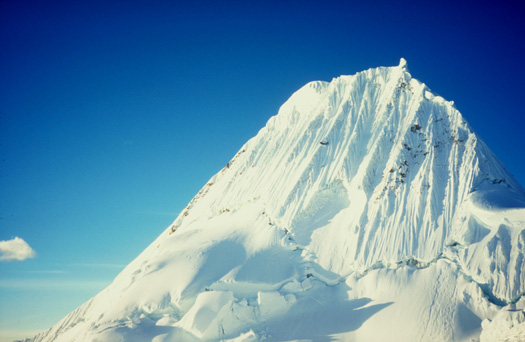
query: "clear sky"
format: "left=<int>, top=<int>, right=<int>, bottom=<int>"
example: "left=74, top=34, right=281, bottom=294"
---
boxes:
left=1, top=0, right=524, bottom=340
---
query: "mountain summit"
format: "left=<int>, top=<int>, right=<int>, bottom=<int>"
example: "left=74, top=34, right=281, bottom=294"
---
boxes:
left=32, top=60, right=525, bottom=342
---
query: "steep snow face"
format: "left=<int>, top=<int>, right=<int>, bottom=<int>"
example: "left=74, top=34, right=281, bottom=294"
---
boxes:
left=173, top=58, right=524, bottom=299
left=31, top=59, right=525, bottom=342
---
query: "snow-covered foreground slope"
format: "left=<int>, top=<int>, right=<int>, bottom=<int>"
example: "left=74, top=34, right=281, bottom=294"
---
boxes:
left=30, top=59, right=525, bottom=342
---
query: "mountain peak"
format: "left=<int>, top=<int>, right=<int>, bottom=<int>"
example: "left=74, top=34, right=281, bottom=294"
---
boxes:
left=399, top=57, right=407, bottom=68
left=31, top=62, right=525, bottom=342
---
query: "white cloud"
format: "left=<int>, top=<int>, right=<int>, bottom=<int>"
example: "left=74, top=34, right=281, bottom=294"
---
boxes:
left=72, top=262, right=125, bottom=269
left=0, top=279, right=109, bottom=290
left=0, top=237, right=36, bottom=261
left=27, top=270, right=66, bottom=274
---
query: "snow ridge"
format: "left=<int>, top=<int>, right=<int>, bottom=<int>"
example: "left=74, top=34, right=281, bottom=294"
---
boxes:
left=30, top=59, right=525, bottom=342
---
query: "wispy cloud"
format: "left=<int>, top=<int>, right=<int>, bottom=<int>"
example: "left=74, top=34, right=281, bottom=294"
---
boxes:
left=0, top=279, right=110, bottom=290
left=71, top=263, right=126, bottom=269
left=0, top=328, right=45, bottom=342
left=0, top=237, right=36, bottom=261
left=26, top=270, right=67, bottom=275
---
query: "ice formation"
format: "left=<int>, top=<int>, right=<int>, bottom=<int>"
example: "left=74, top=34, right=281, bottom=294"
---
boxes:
left=30, top=59, right=525, bottom=342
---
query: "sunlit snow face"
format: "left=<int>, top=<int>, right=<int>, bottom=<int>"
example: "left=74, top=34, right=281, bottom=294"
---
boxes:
left=26, top=60, right=525, bottom=342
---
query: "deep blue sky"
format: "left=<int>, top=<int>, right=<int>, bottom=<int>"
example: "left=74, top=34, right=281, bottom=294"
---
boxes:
left=1, top=0, right=524, bottom=340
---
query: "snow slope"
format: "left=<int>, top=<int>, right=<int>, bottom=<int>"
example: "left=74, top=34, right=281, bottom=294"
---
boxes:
left=29, top=59, right=525, bottom=342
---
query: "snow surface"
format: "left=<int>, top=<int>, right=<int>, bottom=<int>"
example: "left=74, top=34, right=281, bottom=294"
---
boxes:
left=28, top=59, right=525, bottom=342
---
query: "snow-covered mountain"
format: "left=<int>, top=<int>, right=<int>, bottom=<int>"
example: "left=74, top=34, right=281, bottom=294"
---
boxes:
left=30, top=59, right=525, bottom=342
